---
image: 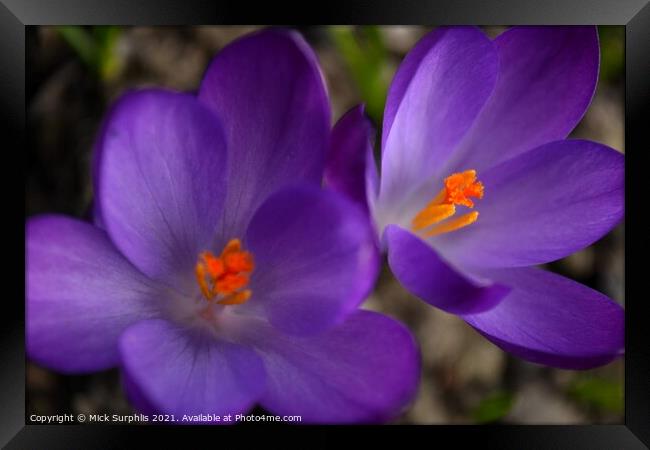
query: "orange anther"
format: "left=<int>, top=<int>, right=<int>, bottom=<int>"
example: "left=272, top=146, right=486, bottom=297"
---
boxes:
left=194, top=239, right=254, bottom=306
left=410, top=170, right=484, bottom=236
left=224, top=252, right=254, bottom=273
left=195, top=262, right=211, bottom=300
left=221, top=239, right=242, bottom=255
left=214, top=273, right=249, bottom=295
left=442, top=170, right=484, bottom=208
left=217, top=290, right=252, bottom=306
left=199, top=251, right=225, bottom=279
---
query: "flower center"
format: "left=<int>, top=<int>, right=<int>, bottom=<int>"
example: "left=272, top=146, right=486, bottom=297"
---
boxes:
left=410, top=169, right=484, bottom=237
left=194, top=238, right=254, bottom=306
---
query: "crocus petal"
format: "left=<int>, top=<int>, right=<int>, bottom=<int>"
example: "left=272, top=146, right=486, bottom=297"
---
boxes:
left=381, top=26, right=444, bottom=151
left=95, top=89, right=228, bottom=290
left=199, top=28, right=330, bottom=239
left=385, top=225, right=509, bottom=314
left=244, top=184, right=379, bottom=335
left=121, top=371, right=157, bottom=416
left=241, top=311, right=419, bottom=423
left=324, top=105, right=376, bottom=213
left=462, top=267, right=624, bottom=369
left=365, top=139, right=380, bottom=214
left=119, top=319, right=266, bottom=418
left=446, top=26, right=599, bottom=172
left=26, top=215, right=160, bottom=373
left=434, top=140, right=624, bottom=269
left=377, top=27, right=498, bottom=212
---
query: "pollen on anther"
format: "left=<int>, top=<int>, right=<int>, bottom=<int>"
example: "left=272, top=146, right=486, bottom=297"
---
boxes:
left=194, top=239, right=255, bottom=305
left=410, top=169, right=484, bottom=236
left=443, top=170, right=484, bottom=208
left=224, top=252, right=254, bottom=273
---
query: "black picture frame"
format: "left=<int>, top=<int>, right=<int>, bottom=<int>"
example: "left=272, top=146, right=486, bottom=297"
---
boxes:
left=4, top=0, right=649, bottom=448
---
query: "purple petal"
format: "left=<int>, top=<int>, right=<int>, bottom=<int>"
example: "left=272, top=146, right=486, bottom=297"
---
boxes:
left=247, top=310, right=420, bottom=423
left=324, top=105, right=376, bottom=213
left=378, top=27, right=498, bottom=210
left=433, top=140, right=624, bottom=269
left=199, top=28, right=330, bottom=239
left=94, top=89, right=228, bottom=290
left=385, top=225, right=509, bottom=314
left=244, top=184, right=380, bottom=335
left=462, top=267, right=624, bottom=369
left=365, top=137, right=380, bottom=212
left=121, top=370, right=157, bottom=416
left=381, top=27, right=444, bottom=151
left=26, top=215, right=160, bottom=373
left=119, top=319, right=266, bottom=418
left=446, top=26, right=599, bottom=172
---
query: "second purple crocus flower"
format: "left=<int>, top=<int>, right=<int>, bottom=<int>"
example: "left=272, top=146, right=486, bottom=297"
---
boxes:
left=27, top=29, right=420, bottom=423
left=326, top=26, right=624, bottom=370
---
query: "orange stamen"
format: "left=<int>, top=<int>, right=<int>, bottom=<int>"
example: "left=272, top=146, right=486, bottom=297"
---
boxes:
left=200, top=251, right=225, bottom=278
left=410, top=170, right=484, bottom=236
left=221, top=238, right=242, bottom=255
left=224, top=252, right=254, bottom=273
left=195, top=262, right=211, bottom=299
left=214, top=273, right=249, bottom=295
left=194, top=239, right=254, bottom=306
left=442, top=169, right=484, bottom=208
left=217, top=290, right=252, bottom=306
left=411, top=204, right=456, bottom=231
left=423, top=211, right=479, bottom=237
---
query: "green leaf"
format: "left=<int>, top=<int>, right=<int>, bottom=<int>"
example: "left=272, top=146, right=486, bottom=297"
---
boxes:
left=94, top=26, right=123, bottom=81
left=471, top=391, right=514, bottom=423
left=329, top=26, right=390, bottom=123
left=568, top=377, right=623, bottom=414
left=597, top=26, right=624, bottom=84
left=56, top=26, right=99, bottom=70
left=56, top=26, right=123, bottom=81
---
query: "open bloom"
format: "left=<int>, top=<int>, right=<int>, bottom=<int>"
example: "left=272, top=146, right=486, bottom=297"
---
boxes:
left=325, top=26, right=624, bottom=369
left=27, top=29, right=419, bottom=422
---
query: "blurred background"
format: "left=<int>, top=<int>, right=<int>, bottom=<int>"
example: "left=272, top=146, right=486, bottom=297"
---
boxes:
left=26, top=25, right=624, bottom=424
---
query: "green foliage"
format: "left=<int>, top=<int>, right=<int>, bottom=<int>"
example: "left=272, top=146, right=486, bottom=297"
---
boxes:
left=471, top=391, right=515, bottom=423
left=597, top=26, right=624, bottom=84
left=56, top=26, right=123, bottom=81
left=568, top=376, right=623, bottom=414
left=329, top=26, right=390, bottom=123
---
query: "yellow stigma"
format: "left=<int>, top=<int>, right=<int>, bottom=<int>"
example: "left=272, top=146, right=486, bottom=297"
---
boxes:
left=411, top=170, right=484, bottom=237
left=194, top=239, right=254, bottom=306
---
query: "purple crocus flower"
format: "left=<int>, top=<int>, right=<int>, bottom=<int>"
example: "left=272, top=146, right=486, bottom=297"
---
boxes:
left=26, top=29, right=420, bottom=423
left=325, top=26, right=624, bottom=370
